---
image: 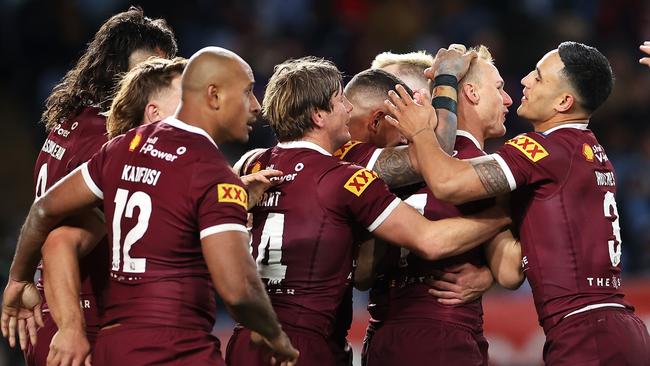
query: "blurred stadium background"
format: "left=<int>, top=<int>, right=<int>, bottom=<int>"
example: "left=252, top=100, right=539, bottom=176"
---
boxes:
left=1, top=1, right=649, bottom=365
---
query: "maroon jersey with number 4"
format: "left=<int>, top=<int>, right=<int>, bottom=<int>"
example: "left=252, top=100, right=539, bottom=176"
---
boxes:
left=243, top=141, right=400, bottom=338
left=493, top=124, right=631, bottom=333
left=82, top=116, right=248, bottom=332
left=33, top=106, right=110, bottom=329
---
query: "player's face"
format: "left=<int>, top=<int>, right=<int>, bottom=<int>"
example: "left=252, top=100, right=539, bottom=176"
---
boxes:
left=219, top=62, right=261, bottom=143
left=518, top=50, right=567, bottom=124
left=326, top=87, right=354, bottom=149
left=475, top=61, right=512, bottom=139
left=128, top=47, right=167, bottom=70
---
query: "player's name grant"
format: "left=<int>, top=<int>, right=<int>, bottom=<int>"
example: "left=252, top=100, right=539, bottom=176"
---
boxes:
left=41, top=139, right=66, bottom=160
left=121, top=164, right=162, bottom=186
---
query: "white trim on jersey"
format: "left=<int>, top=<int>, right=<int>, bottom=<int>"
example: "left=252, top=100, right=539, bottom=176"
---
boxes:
left=80, top=162, right=103, bottom=199
left=163, top=117, right=219, bottom=149
left=367, top=197, right=401, bottom=232
left=233, top=148, right=268, bottom=176
left=490, top=154, right=517, bottom=191
left=200, top=223, right=248, bottom=239
left=563, top=303, right=626, bottom=319
left=456, top=130, right=482, bottom=149
left=277, top=141, right=331, bottom=156
left=366, top=148, right=383, bottom=170
left=543, top=122, right=589, bottom=135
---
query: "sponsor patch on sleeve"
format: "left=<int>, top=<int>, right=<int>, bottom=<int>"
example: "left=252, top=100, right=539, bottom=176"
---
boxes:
left=217, top=183, right=248, bottom=209
left=250, top=161, right=261, bottom=174
left=344, top=168, right=378, bottom=197
left=582, top=143, right=594, bottom=162
left=505, top=135, right=549, bottom=162
left=334, top=140, right=362, bottom=160
left=128, top=134, right=142, bottom=152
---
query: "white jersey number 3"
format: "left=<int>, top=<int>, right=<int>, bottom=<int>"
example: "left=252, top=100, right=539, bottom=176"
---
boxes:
left=603, top=191, right=622, bottom=267
left=112, top=189, right=151, bottom=273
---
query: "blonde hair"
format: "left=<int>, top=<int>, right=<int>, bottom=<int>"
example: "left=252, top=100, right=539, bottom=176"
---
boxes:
left=462, top=45, right=494, bottom=84
left=371, top=51, right=434, bottom=93
left=107, top=57, right=186, bottom=138
left=263, top=57, right=342, bottom=142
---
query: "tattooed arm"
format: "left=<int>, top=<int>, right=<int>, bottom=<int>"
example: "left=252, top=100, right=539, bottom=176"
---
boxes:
left=372, top=146, right=422, bottom=188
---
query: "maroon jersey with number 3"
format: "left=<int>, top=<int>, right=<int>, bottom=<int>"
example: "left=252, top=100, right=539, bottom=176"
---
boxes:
left=82, top=117, right=248, bottom=332
left=493, top=124, right=631, bottom=333
left=243, top=141, right=400, bottom=338
left=33, top=106, right=110, bottom=329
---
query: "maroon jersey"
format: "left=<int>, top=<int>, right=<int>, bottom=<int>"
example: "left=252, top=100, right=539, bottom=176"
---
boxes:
left=243, top=141, right=400, bottom=338
left=382, top=132, right=490, bottom=332
left=33, top=106, right=109, bottom=329
left=493, top=124, right=630, bottom=333
left=82, top=117, right=248, bottom=332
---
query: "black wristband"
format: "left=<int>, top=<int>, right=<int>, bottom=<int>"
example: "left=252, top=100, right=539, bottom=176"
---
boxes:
left=432, top=96, right=457, bottom=114
left=433, top=74, right=459, bottom=89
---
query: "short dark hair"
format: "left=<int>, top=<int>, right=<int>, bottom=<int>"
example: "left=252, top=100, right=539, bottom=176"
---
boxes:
left=557, top=41, right=614, bottom=113
left=42, top=6, right=177, bottom=130
left=345, top=68, right=414, bottom=102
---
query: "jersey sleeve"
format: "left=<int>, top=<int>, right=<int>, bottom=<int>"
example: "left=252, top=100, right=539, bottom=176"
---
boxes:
left=492, top=132, right=566, bottom=191
left=80, top=140, right=112, bottom=199
left=319, top=164, right=400, bottom=232
left=192, top=160, right=249, bottom=239
left=335, top=141, right=383, bottom=170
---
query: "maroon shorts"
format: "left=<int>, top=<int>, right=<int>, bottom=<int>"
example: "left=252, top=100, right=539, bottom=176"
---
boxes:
left=361, top=320, right=382, bottom=366
left=226, top=326, right=335, bottom=366
left=92, top=324, right=223, bottom=366
left=365, top=319, right=488, bottom=366
left=24, top=312, right=99, bottom=366
left=544, top=307, right=650, bottom=365
left=329, top=337, right=352, bottom=366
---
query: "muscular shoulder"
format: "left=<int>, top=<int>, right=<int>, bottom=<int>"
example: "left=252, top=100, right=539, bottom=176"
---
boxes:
left=334, top=140, right=378, bottom=167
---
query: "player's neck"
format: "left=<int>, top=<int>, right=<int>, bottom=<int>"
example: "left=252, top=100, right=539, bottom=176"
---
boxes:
left=533, top=114, right=590, bottom=133
left=300, top=131, right=334, bottom=154
left=457, top=123, right=485, bottom=149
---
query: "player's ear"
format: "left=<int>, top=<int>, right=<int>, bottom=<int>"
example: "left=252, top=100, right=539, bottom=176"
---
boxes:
left=207, top=84, right=220, bottom=110
left=311, top=108, right=326, bottom=128
left=462, top=82, right=479, bottom=104
left=555, top=93, right=575, bottom=113
left=369, top=111, right=383, bottom=133
left=143, top=102, right=159, bottom=124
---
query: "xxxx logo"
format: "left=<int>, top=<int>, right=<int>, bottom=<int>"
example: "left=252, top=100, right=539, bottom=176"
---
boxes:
left=334, top=140, right=362, bottom=160
left=344, top=169, right=378, bottom=196
left=129, top=134, right=142, bottom=152
left=506, top=135, right=549, bottom=162
left=217, top=183, right=248, bottom=209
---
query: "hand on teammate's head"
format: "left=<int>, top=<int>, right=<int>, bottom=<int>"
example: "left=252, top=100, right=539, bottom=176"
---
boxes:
left=640, top=41, right=650, bottom=68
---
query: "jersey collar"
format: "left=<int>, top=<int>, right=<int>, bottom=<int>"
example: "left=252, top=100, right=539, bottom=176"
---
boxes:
left=456, top=130, right=482, bottom=149
left=543, top=123, right=589, bottom=135
left=163, top=117, right=219, bottom=149
left=277, top=140, right=332, bottom=156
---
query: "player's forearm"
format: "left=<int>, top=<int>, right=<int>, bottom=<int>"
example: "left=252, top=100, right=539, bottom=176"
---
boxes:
left=9, top=201, right=63, bottom=281
left=415, top=206, right=511, bottom=260
left=410, top=132, right=486, bottom=204
left=226, top=278, right=282, bottom=340
left=485, top=230, right=524, bottom=290
left=354, top=239, right=382, bottom=291
left=434, top=108, right=457, bottom=155
left=42, top=235, right=85, bottom=332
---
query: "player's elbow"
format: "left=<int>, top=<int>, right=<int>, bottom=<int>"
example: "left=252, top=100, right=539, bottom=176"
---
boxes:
left=410, top=237, right=448, bottom=261
left=495, top=271, right=525, bottom=290
left=429, top=180, right=467, bottom=205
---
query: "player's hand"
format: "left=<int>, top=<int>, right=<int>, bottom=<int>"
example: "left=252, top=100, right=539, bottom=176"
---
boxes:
left=46, top=327, right=91, bottom=366
left=250, top=330, right=299, bottom=366
left=640, top=41, right=650, bottom=68
left=240, top=169, right=284, bottom=210
left=425, top=44, right=477, bottom=81
left=1, top=278, right=44, bottom=350
left=426, top=263, right=494, bottom=305
left=384, top=84, right=437, bottom=142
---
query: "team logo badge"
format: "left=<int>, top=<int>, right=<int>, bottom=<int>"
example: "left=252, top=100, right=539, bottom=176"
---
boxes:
left=128, top=134, right=142, bottom=152
left=217, top=183, right=248, bottom=209
left=251, top=161, right=261, bottom=174
left=506, top=135, right=549, bottom=162
left=582, top=143, right=594, bottom=162
left=344, top=169, right=378, bottom=196
left=334, top=140, right=362, bottom=160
